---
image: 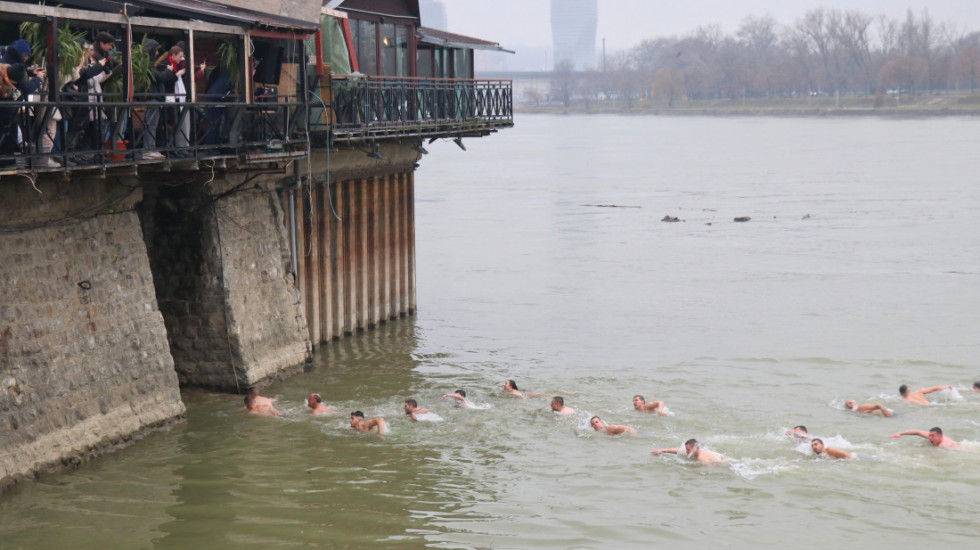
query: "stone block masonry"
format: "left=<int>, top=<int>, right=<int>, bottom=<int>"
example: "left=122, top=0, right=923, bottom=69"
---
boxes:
left=140, top=175, right=311, bottom=390
left=0, top=177, right=185, bottom=490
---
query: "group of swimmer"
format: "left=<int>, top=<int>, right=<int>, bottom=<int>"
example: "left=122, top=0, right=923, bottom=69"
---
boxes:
left=243, top=379, right=979, bottom=462
left=781, top=383, right=967, bottom=461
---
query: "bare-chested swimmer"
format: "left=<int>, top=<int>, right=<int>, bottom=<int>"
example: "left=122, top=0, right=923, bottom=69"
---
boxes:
left=632, top=395, right=667, bottom=416
left=589, top=415, right=636, bottom=435
left=503, top=380, right=546, bottom=398
left=403, top=399, right=430, bottom=421
left=899, top=384, right=953, bottom=405
left=441, top=389, right=473, bottom=408
left=973, top=381, right=980, bottom=392
left=550, top=396, right=576, bottom=415
left=245, top=394, right=282, bottom=416
left=889, top=427, right=959, bottom=449
left=350, top=411, right=386, bottom=434
left=785, top=425, right=812, bottom=441
left=811, top=438, right=852, bottom=459
left=651, top=438, right=720, bottom=465
left=845, top=400, right=892, bottom=417
left=246, top=386, right=277, bottom=409
left=307, top=393, right=336, bottom=414
left=504, top=380, right=524, bottom=397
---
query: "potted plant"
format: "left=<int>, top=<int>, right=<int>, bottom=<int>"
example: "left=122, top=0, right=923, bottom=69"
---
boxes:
left=19, top=20, right=86, bottom=81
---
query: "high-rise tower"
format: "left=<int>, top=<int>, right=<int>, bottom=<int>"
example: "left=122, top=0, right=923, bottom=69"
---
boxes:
left=550, top=0, right=597, bottom=70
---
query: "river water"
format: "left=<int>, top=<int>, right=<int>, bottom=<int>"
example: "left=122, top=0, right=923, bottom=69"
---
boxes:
left=2, top=115, right=979, bottom=549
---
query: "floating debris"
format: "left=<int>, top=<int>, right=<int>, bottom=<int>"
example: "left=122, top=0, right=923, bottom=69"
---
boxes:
left=661, top=215, right=681, bottom=222
left=733, top=216, right=751, bottom=222
left=582, top=204, right=642, bottom=208
left=802, top=213, right=811, bottom=219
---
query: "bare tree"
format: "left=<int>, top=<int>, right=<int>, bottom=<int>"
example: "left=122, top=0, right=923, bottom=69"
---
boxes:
left=650, top=68, right=686, bottom=107
left=550, top=59, right=576, bottom=107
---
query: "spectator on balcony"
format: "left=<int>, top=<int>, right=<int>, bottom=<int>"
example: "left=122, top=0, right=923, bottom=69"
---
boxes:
left=171, top=41, right=205, bottom=157
left=156, top=46, right=191, bottom=156
left=64, top=42, right=119, bottom=160
left=203, top=64, right=232, bottom=146
left=141, top=39, right=175, bottom=160
left=1, top=39, right=46, bottom=166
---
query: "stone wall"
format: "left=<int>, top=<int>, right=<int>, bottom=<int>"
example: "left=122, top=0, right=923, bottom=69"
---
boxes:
left=140, top=176, right=310, bottom=390
left=0, top=176, right=185, bottom=490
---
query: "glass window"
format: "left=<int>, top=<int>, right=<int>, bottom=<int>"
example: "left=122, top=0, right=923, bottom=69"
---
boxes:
left=417, top=47, right=433, bottom=78
left=395, top=25, right=410, bottom=77
left=380, top=23, right=396, bottom=76
left=454, top=49, right=472, bottom=79
left=433, top=49, right=443, bottom=78
left=356, top=19, right=377, bottom=75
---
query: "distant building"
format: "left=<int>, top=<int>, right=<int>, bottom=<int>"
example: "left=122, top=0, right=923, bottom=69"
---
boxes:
left=550, top=0, right=597, bottom=70
left=419, top=0, right=448, bottom=31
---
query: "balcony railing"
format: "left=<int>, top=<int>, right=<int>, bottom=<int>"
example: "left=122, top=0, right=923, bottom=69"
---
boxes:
left=2, top=76, right=513, bottom=174
left=0, top=91, right=309, bottom=174
left=326, top=76, right=513, bottom=143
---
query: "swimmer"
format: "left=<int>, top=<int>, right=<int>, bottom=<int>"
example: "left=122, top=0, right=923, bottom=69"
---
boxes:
left=246, top=386, right=277, bottom=408
left=632, top=395, right=668, bottom=416
left=550, top=396, right=576, bottom=415
left=350, top=411, right=386, bottom=434
left=845, top=400, right=893, bottom=417
left=589, top=415, right=636, bottom=435
left=973, top=381, right=980, bottom=392
left=785, top=425, right=812, bottom=440
left=651, top=438, right=720, bottom=465
left=899, top=384, right=953, bottom=405
left=403, top=399, right=430, bottom=421
left=441, top=389, right=472, bottom=408
left=244, top=394, right=282, bottom=416
left=889, top=427, right=959, bottom=449
left=811, top=438, right=852, bottom=459
left=306, top=392, right=336, bottom=414
left=504, top=380, right=524, bottom=397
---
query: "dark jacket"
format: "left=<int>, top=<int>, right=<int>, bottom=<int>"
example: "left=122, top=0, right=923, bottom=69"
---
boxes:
left=144, top=41, right=176, bottom=101
left=0, top=44, right=42, bottom=95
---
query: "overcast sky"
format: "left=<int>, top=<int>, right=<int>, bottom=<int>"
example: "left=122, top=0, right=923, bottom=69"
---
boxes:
left=430, top=0, right=980, bottom=71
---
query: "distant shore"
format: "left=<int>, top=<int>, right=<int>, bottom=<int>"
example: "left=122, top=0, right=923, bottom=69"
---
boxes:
left=515, top=94, right=980, bottom=117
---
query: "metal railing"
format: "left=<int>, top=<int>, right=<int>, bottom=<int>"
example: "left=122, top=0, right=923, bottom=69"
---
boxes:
left=325, top=76, right=513, bottom=142
left=0, top=91, right=310, bottom=173
left=1, top=76, right=514, bottom=173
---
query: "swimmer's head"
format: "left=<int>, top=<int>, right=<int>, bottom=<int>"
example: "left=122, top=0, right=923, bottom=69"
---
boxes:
left=589, top=416, right=603, bottom=430
left=899, top=384, right=909, bottom=396
left=684, top=438, right=699, bottom=456
left=551, top=396, right=565, bottom=411
left=404, top=399, right=418, bottom=414
left=247, top=386, right=259, bottom=397
left=455, top=389, right=466, bottom=398
left=633, top=395, right=645, bottom=408
left=811, top=438, right=825, bottom=454
left=845, top=400, right=856, bottom=410
left=973, top=381, right=980, bottom=392
left=505, top=380, right=518, bottom=391
left=350, top=411, right=365, bottom=428
left=244, top=394, right=255, bottom=409
left=928, top=427, right=943, bottom=446
left=307, top=393, right=322, bottom=407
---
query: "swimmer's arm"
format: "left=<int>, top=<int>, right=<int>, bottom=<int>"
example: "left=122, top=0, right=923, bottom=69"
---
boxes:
left=651, top=448, right=680, bottom=455
left=919, top=385, right=952, bottom=395
left=889, top=430, right=928, bottom=439
left=867, top=404, right=892, bottom=416
left=441, top=393, right=465, bottom=403
left=646, top=401, right=667, bottom=415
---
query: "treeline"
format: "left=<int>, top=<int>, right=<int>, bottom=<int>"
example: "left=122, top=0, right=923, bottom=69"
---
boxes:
left=543, top=8, right=980, bottom=107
